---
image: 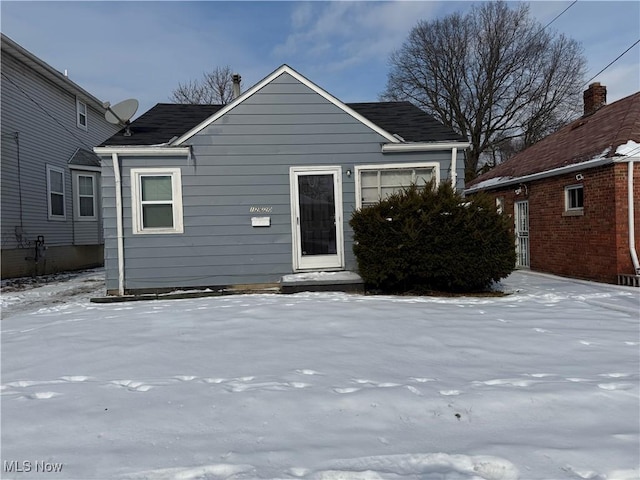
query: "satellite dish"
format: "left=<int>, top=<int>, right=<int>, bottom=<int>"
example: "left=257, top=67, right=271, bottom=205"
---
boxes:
left=104, top=98, right=138, bottom=136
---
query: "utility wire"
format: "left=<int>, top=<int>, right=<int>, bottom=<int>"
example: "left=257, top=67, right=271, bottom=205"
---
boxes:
left=0, top=71, right=95, bottom=151
left=584, top=39, right=640, bottom=86
left=541, top=0, right=578, bottom=31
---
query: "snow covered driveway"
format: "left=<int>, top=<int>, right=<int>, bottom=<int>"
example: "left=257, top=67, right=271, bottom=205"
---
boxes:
left=1, top=271, right=638, bottom=479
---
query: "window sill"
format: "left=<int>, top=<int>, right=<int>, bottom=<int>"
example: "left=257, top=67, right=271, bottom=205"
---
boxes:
left=562, top=209, right=584, bottom=217
left=132, top=228, right=183, bottom=235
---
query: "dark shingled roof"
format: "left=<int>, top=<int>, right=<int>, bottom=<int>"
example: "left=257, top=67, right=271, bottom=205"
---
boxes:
left=101, top=101, right=465, bottom=146
left=467, top=91, right=640, bottom=189
left=101, top=103, right=224, bottom=146
left=68, top=148, right=101, bottom=167
left=347, top=102, right=467, bottom=143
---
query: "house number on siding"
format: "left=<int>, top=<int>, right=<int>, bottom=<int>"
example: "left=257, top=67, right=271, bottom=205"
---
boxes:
left=249, top=206, right=273, bottom=213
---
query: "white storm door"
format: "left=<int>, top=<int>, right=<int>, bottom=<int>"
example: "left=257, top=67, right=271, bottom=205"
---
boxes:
left=290, top=167, right=344, bottom=271
left=515, top=200, right=530, bottom=268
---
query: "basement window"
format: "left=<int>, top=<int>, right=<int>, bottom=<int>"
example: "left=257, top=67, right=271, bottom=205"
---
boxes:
left=131, top=168, right=183, bottom=234
left=564, top=184, right=584, bottom=215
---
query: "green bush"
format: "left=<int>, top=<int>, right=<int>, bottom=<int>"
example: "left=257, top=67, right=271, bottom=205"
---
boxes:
left=350, top=182, right=515, bottom=293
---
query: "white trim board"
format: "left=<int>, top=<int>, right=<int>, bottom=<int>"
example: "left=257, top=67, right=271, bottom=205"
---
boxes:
left=94, top=146, right=191, bottom=156
left=171, top=65, right=401, bottom=146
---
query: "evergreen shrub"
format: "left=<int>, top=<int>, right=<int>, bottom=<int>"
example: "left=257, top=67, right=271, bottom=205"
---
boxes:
left=350, top=182, right=515, bottom=293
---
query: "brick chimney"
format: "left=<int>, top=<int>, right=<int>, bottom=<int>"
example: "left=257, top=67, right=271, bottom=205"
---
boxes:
left=583, top=82, right=607, bottom=116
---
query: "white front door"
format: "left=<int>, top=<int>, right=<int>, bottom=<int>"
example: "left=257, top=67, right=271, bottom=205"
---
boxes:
left=514, top=200, right=530, bottom=268
left=290, top=166, right=344, bottom=271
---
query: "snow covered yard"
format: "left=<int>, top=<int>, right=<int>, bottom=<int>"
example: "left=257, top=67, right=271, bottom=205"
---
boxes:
left=1, top=270, right=639, bottom=480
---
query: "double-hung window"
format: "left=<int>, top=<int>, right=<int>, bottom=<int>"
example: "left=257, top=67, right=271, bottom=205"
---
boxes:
left=46, top=165, right=66, bottom=220
left=76, top=98, right=87, bottom=130
left=355, top=162, right=440, bottom=208
left=74, top=173, right=97, bottom=220
left=564, top=184, right=584, bottom=215
left=131, top=168, right=183, bottom=234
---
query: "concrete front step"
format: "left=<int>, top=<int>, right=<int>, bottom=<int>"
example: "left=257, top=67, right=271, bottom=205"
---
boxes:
left=280, top=271, right=365, bottom=294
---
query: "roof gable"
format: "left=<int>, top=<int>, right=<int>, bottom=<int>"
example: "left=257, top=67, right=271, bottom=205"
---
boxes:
left=171, top=65, right=400, bottom=145
left=468, top=91, right=640, bottom=189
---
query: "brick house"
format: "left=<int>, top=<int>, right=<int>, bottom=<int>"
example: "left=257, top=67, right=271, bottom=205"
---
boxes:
left=466, top=83, right=640, bottom=286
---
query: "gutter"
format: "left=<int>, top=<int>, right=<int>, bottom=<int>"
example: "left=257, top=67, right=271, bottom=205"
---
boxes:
left=382, top=141, right=470, bottom=153
left=94, top=146, right=191, bottom=157
left=464, top=156, right=614, bottom=194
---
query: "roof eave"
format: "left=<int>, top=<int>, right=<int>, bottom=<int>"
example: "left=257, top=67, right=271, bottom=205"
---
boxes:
left=93, top=146, right=192, bottom=156
left=1, top=33, right=107, bottom=112
left=382, top=141, right=470, bottom=152
left=464, top=156, right=615, bottom=194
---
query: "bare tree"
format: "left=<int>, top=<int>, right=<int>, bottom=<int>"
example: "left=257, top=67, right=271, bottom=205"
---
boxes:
left=382, top=2, right=586, bottom=181
left=170, top=66, right=240, bottom=105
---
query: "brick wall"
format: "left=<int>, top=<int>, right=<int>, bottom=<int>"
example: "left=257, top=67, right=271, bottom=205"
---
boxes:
left=475, top=163, right=639, bottom=284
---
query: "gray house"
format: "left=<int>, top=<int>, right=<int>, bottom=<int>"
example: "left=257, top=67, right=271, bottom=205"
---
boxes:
left=1, top=34, right=120, bottom=278
left=95, top=65, right=469, bottom=295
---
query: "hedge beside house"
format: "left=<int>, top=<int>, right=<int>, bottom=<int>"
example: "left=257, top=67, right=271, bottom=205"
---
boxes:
left=350, top=182, right=515, bottom=293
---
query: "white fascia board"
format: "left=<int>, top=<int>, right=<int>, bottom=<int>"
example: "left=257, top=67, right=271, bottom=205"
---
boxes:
left=93, top=146, right=191, bottom=157
left=171, top=64, right=400, bottom=146
left=382, top=142, right=470, bottom=152
left=464, top=157, right=615, bottom=194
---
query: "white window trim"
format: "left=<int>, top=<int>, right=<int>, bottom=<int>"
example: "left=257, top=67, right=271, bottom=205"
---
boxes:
left=73, top=172, right=97, bottom=221
left=131, top=168, right=183, bottom=235
left=76, top=98, right=87, bottom=130
left=354, top=162, right=440, bottom=209
left=564, top=184, right=584, bottom=213
left=46, top=164, right=66, bottom=221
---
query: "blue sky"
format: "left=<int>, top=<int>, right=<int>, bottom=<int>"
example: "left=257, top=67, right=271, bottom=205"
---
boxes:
left=2, top=1, right=638, bottom=118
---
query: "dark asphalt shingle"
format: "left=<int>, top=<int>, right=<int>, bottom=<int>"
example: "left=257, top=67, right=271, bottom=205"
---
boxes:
left=100, top=101, right=465, bottom=146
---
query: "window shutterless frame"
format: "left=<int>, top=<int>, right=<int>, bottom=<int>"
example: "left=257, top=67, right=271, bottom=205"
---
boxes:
left=564, top=184, right=584, bottom=211
left=46, top=164, right=66, bottom=220
left=354, top=162, right=440, bottom=209
left=130, top=168, right=183, bottom=234
left=76, top=98, right=87, bottom=130
left=73, top=172, right=97, bottom=221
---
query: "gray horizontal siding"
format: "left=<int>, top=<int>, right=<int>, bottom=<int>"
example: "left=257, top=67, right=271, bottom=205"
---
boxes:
left=100, top=71, right=465, bottom=291
left=1, top=50, right=118, bottom=256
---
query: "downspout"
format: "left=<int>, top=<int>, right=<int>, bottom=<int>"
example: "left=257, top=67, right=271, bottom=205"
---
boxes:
left=450, top=147, right=458, bottom=189
left=627, top=160, right=640, bottom=274
left=112, top=153, right=125, bottom=295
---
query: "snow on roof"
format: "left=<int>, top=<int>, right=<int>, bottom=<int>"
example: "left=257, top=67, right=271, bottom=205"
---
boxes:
left=616, top=140, right=640, bottom=156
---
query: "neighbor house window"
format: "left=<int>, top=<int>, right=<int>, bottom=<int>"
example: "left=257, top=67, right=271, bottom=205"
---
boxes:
left=74, top=173, right=97, bottom=220
left=46, top=165, right=66, bottom=220
left=355, top=162, right=440, bottom=208
left=131, top=168, right=183, bottom=234
left=564, top=184, right=584, bottom=214
left=76, top=98, right=87, bottom=130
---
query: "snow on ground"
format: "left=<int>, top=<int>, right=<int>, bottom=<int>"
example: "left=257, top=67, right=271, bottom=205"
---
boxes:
left=1, top=270, right=639, bottom=480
